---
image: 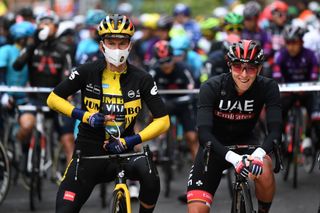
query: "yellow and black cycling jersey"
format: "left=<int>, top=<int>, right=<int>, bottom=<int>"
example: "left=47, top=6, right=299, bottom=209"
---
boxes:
left=47, top=59, right=169, bottom=145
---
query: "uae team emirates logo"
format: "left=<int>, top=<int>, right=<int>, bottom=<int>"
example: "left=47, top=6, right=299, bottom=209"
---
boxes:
left=215, top=99, right=255, bottom=120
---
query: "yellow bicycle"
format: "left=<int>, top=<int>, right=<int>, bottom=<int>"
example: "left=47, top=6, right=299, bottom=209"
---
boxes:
left=76, top=145, right=153, bottom=213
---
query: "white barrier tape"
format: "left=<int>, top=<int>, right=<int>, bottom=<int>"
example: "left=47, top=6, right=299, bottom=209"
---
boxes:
left=1, top=82, right=320, bottom=94
left=278, top=82, right=320, bottom=92
left=0, top=86, right=52, bottom=93
left=18, top=105, right=50, bottom=112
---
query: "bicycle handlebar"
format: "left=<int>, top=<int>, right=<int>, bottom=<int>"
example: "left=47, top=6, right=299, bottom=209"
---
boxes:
left=203, top=140, right=283, bottom=174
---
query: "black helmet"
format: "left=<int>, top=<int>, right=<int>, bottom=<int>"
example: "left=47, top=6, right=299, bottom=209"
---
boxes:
left=157, top=15, right=173, bottom=30
left=283, top=25, right=306, bottom=41
left=243, top=1, right=261, bottom=18
left=19, top=7, right=34, bottom=19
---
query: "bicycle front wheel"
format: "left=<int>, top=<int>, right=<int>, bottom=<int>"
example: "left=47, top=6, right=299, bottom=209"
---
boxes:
left=110, top=189, right=128, bottom=213
left=241, top=185, right=255, bottom=213
left=0, top=141, right=10, bottom=205
left=29, top=132, right=42, bottom=211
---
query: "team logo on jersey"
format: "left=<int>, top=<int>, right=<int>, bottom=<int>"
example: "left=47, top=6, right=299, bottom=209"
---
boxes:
left=86, top=84, right=101, bottom=95
left=102, top=84, right=109, bottom=89
left=128, top=90, right=135, bottom=98
left=215, top=99, right=255, bottom=120
left=68, top=68, right=79, bottom=80
left=219, top=99, right=254, bottom=112
left=84, top=97, right=100, bottom=112
left=150, top=82, right=158, bottom=95
left=124, top=99, right=141, bottom=127
left=128, top=90, right=141, bottom=98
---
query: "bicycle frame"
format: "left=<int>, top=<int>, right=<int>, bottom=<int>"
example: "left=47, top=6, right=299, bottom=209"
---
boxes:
left=20, top=105, right=52, bottom=176
left=112, top=159, right=132, bottom=212
left=283, top=98, right=310, bottom=188
left=231, top=172, right=255, bottom=213
left=114, top=180, right=132, bottom=213
left=0, top=140, right=10, bottom=205
left=18, top=105, right=53, bottom=211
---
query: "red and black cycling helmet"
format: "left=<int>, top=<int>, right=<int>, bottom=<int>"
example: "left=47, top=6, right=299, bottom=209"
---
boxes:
left=226, top=40, right=264, bottom=65
left=153, top=40, right=173, bottom=63
left=270, top=1, right=288, bottom=13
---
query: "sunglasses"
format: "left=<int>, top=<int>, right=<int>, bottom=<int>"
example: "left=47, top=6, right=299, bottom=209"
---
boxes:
left=224, top=25, right=243, bottom=32
left=231, top=62, right=259, bottom=75
left=285, top=39, right=301, bottom=45
left=244, top=16, right=257, bottom=21
left=158, top=57, right=172, bottom=65
left=272, top=11, right=287, bottom=18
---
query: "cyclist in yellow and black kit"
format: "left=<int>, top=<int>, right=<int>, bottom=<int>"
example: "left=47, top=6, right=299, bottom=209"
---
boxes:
left=47, top=14, right=170, bottom=213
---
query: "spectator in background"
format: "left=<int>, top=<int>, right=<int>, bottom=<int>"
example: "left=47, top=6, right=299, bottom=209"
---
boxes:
left=56, top=20, right=77, bottom=66
left=0, top=15, right=14, bottom=47
left=172, top=3, right=201, bottom=48
left=155, top=15, right=173, bottom=41
left=131, top=13, right=160, bottom=69
left=0, top=21, right=35, bottom=102
left=266, top=1, right=289, bottom=53
left=242, top=1, right=272, bottom=57
left=210, top=12, right=243, bottom=53
left=170, top=35, right=202, bottom=86
left=197, top=17, right=221, bottom=57
left=0, top=21, right=35, bottom=146
left=200, top=33, right=240, bottom=83
left=150, top=40, right=198, bottom=160
left=17, top=7, right=35, bottom=23
left=272, top=25, right=319, bottom=156
left=241, top=1, right=273, bottom=77
left=13, top=10, right=75, bottom=165
left=75, top=9, right=106, bottom=65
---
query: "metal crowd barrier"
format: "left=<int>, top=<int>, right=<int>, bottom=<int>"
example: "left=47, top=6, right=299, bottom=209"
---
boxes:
left=1, top=82, right=320, bottom=94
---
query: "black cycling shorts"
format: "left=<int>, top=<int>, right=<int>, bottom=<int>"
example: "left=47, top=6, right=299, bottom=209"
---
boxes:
left=56, top=140, right=160, bottom=213
left=186, top=136, right=259, bottom=206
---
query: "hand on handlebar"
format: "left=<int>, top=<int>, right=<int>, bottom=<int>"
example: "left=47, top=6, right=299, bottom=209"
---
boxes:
left=248, top=147, right=266, bottom=177
left=235, top=156, right=251, bottom=178
left=103, top=134, right=142, bottom=154
left=103, top=137, right=127, bottom=154
left=225, top=151, right=250, bottom=178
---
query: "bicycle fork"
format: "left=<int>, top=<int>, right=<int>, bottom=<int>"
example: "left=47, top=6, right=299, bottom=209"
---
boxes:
left=231, top=177, right=255, bottom=213
left=115, top=170, right=132, bottom=211
left=27, top=134, right=47, bottom=177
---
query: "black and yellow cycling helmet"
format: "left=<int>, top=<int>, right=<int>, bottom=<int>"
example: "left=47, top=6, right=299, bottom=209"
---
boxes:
left=98, top=14, right=135, bottom=39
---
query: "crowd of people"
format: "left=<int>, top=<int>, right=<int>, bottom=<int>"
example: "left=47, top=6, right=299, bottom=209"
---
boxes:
left=0, top=0, right=320, bottom=212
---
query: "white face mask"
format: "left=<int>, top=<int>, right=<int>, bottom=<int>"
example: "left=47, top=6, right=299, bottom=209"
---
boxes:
left=102, top=43, right=131, bottom=67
